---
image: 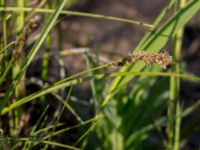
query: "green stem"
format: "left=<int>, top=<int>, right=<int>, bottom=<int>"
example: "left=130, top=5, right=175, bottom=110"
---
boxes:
left=42, top=2, right=51, bottom=80
left=173, top=0, right=186, bottom=149
left=13, top=0, right=26, bottom=98
left=167, top=0, right=186, bottom=149
left=86, top=55, right=98, bottom=110
left=0, top=7, right=153, bottom=28
left=1, top=0, right=8, bottom=59
left=167, top=75, right=176, bottom=149
left=174, top=101, right=182, bottom=150
left=0, top=0, right=7, bottom=77
left=10, top=0, right=25, bottom=137
left=41, top=1, right=51, bottom=103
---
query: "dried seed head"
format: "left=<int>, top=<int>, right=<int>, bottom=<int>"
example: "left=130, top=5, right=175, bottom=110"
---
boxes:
left=28, top=15, right=41, bottom=31
left=12, top=15, right=41, bottom=62
left=24, top=15, right=41, bottom=35
left=153, top=51, right=173, bottom=69
left=110, top=50, right=173, bottom=69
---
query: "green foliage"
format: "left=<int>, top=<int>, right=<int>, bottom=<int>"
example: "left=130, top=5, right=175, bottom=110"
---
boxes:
left=95, top=0, right=200, bottom=149
left=0, top=0, right=199, bottom=149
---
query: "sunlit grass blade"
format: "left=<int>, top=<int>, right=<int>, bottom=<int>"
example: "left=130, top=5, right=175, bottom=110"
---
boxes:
left=86, top=55, right=99, bottom=110
left=1, top=71, right=199, bottom=115
left=0, top=41, right=15, bottom=55
left=0, top=57, right=13, bottom=86
left=0, top=136, right=80, bottom=150
left=73, top=116, right=102, bottom=146
left=0, top=7, right=153, bottom=28
left=32, top=114, right=103, bottom=147
left=22, top=105, right=49, bottom=150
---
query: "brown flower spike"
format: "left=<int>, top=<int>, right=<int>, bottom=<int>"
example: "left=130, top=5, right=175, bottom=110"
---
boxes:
left=111, top=51, right=173, bottom=69
left=12, top=15, right=41, bottom=61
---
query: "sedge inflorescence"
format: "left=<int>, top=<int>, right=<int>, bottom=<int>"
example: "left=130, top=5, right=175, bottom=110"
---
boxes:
left=12, top=15, right=41, bottom=61
left=111, top=51, right=173, bottom=69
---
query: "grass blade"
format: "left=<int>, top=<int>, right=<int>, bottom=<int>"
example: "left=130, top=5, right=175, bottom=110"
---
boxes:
left=1, top=71, right=199, bottom=115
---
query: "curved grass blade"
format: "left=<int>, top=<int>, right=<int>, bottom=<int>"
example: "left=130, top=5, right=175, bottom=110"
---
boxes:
left=0, top=7, right=153, bottom=28
left=1, top=71, right=199, bottom=115
left=135, top=0, right=176, bottom=50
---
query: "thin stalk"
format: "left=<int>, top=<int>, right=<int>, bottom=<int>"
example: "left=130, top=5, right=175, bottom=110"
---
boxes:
left=168, top=74, right=176, bottom=149
left=86, top=55, right=98, bottom=110
left=73, top=117, right=101, bottom=146
left=42, top=1, right=51, bottom=80
left=41, top=0, right=51, bottom=103
left=173, top=0, right=186, bottom=149
left=16, top=1, right=25, bottom=33
left=167, top=0, right=186, bottom=149
left=0, top=0, right=8, bottom=60
left=174, top=101, right=182, bottom=150
left=13, top=0, right=26, bottom=98
left=0, top=7, right=153, bottom=28
left=0, top=0, right=6, bottom=77
left=11, top=0, right=25, bottom=136
left=0, top=57, right=13, bottom=86
left=0, top=41, right=15, bottom=55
